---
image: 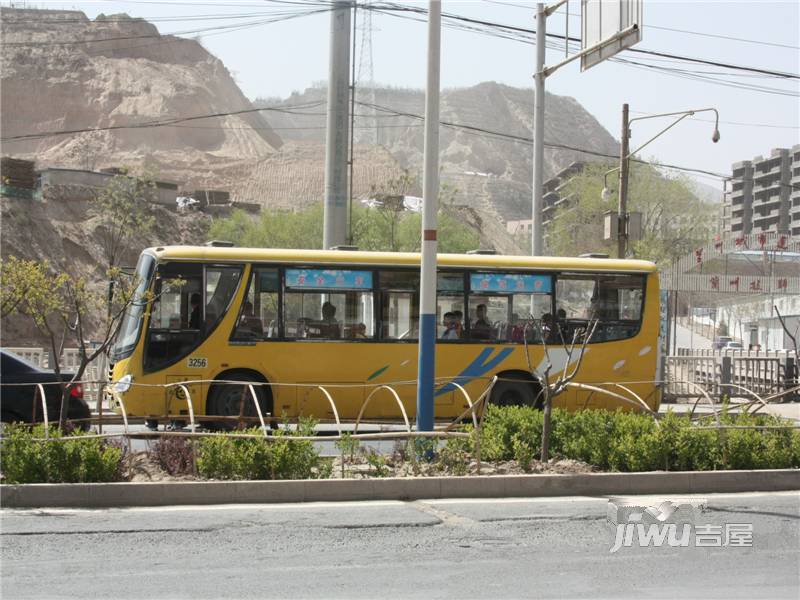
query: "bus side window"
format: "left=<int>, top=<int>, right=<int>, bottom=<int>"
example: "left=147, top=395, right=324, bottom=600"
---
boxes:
left=555, top=273, right=645, bottom=342
left=283, top=269, right=374, bottom=340
left=437, top=272, right=465, bottom=341
left=379, top=270, right=419, bottom=341
left=231, top=267, right=279, bottom=341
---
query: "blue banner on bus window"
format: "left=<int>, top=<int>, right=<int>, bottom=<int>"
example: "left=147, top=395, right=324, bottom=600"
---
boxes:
left=470, top=273, right=552, bottom=294
left=285, top=269, right=373, bottom=290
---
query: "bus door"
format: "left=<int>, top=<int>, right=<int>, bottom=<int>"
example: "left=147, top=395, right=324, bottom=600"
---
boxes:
left=146, top=261, right=243, bottom=414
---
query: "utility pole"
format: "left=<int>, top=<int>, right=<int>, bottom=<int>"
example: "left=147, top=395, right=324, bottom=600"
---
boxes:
left=617, top=103, right=630, bottom=259
left=323, top=0, right=351, bottom=250
left=531, top=2, right=546, bottom=256
left=529, top=0, right=642, bottom=257
left=416, top=0, right=441, bottom=433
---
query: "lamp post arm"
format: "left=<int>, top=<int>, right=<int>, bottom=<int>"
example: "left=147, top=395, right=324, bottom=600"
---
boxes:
left=628, top=108, right=720, bottom=157
left=628, top=112, right=693, bottom=157
left=629, top=107, right=719, bottom=125
left=544, top=0, right=569, bottom=17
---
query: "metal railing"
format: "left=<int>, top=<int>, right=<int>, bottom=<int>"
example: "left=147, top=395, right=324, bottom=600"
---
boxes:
left=4, top=375, right=798, bottom=481
left=665, top=351, right=797, bottom=401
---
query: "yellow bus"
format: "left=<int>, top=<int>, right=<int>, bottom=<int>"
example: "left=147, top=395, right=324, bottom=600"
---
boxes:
left=109, top=245, right=661, bottom=425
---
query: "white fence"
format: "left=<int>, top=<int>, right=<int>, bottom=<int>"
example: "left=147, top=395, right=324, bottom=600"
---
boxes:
left=665, top=350, right=797, bottom=400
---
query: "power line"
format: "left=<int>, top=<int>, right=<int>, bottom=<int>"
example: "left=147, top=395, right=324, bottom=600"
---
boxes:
left=0, top=10, right=302, bottom=24
left=355, top=100, right=800, bottom=191
left=611, top=57, right=800, bottom=98
left=0, top=7, right=330, bottom=46
left=4, top=92, right=798, bottom=191
left=0, top=102, right=326, bottom=142
left=365, top=2, right=800, bottom=81
left=486, top=1, right=800, bottom=50
left=646, top=24, right=800, bottom=51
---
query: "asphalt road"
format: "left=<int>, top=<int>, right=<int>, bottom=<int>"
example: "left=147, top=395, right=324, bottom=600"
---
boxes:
left=2, top=492, right=798, bottom=599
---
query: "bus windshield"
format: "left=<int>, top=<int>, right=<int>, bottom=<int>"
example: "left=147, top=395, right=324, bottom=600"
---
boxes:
left=112, top=253, right=155, bottom=361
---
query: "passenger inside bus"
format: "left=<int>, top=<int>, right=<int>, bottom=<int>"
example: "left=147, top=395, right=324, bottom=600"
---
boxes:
left=441, top=312, right=460, bottom=339
left=317, top=302, right=341, bottom=339
left=471, top=303, right=492, bottom=340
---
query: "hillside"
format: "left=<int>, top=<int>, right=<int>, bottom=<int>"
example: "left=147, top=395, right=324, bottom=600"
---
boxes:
left=254, top=83, right=620, bottom=221
left=2, top=7, right=620, bottom=221
left=0, top=7, right=282, bottom=189
left=2, top=7, right=627, bottom=242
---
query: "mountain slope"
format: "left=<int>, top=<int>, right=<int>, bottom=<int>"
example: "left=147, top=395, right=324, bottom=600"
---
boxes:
left=1, top=7, right=281, bottom=186
left=255, top=82, right=620, bottom=221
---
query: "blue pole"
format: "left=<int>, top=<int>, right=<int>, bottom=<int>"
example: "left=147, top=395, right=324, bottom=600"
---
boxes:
left=416, top=0, right=441, bottom=433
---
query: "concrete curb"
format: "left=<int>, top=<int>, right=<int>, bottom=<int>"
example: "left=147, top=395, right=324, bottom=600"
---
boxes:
left=2, top=469, right=799, bottom=508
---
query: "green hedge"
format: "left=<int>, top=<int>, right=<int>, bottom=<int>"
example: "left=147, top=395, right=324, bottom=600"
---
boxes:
left=478, top=406, right=800, bottom=471
left=196, top=420, right=331, bottom=480
left=1, top=424, right=124, bottom=484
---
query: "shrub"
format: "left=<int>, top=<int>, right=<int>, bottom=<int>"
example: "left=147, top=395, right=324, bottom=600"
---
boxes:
left=363, top=448, right=389, bottom=477
left=438, top=435, right=471, bottom=475
left=477, top=406, right=800, bottom=472
left=196, top=419, right=327, bottom=480
left=335, top=432, right=360, bottom=476
left=479, top=405, right=543, bottom=461
left=512, top=438, right=535, bottom=472
left=1, top=424, right=123, bottom=484
left=149, top=436, right=196, bottom=476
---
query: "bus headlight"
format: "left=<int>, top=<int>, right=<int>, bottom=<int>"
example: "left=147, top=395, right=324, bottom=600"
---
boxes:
left=114, top=374, right=133, bottom=393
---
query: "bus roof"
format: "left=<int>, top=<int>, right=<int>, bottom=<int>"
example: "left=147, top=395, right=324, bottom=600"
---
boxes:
left=145, top=246, right=658, bottom=273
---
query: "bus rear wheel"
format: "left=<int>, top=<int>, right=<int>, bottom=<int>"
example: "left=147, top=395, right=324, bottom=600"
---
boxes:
left=490, top=376, right=541, bottom=408
left=206, top=372, right=271, bottom=430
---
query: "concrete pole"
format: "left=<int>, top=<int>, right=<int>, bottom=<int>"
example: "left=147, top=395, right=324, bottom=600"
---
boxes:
left=323, top=1, right=351, bottom=250
left=416, top=0, right=441, bottom=433
left=531, top=2, right=546, bottom=256
left=617, top=103, right=630, bottom=258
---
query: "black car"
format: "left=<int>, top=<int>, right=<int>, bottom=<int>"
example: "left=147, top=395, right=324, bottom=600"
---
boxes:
left=0, top=349, right=91, bottom=427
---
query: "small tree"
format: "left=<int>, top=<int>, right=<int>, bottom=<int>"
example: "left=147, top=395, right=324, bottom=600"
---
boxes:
left=1, top=257, right=145, bottom=430
left=359, top=171, right=417, bottom=251
left=90, top=169, right=156, bottom=314
left=547, top=162, right=716, bottom=264
left=524, top=318, right=598, bottom=462
left=208, top=198, right=481, bottom=254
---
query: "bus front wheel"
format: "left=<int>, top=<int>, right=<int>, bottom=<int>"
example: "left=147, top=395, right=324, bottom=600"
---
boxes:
left=206, top=372, right=271, bottom=430
left=490, top=375, right=541, bottom=408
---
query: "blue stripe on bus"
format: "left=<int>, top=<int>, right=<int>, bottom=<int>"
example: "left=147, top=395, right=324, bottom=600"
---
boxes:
left=367, top=365, right=390, bottom=381
left=435, top=347, right=514, bottom=396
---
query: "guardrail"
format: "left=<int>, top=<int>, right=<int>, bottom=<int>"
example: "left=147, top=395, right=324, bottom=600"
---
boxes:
left=3, top=376, right=798, bottom=479
left=665, top=352, right=797, bottom=401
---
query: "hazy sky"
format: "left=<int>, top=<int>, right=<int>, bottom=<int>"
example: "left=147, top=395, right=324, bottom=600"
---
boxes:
left=22, top=1, right=800, bottom=189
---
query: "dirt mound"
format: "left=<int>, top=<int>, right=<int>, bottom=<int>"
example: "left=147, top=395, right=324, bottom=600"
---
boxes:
left=1, top=7, right=281, bottom=175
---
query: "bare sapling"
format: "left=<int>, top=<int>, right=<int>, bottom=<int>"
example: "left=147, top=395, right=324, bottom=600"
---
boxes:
left=524, top=316, right=598, bottom=462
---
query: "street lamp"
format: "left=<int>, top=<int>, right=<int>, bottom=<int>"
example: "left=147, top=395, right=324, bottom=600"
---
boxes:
left=604, top=105, right=721, bottom=258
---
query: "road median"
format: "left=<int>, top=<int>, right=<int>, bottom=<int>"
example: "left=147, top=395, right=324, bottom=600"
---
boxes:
left=2, top=469, right=798, bottom=508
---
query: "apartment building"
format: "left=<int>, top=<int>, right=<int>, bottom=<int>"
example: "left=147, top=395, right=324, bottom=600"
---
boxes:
left=722, top=145, right=800, bottom=237
left=505, top=162, right=588, bottom=246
